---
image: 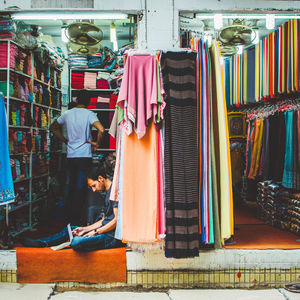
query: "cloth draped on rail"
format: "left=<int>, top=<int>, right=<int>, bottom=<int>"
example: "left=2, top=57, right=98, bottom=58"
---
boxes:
left=161, top=51, right=200, bottom=258
left=0, top=93, right=15, bottom=204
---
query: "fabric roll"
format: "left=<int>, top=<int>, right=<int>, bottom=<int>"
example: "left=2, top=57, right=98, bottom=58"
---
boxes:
left=121, top=123, right=159, bottom=243
left=161, top=51, right=199, bottom=258
left=293, top=110, right=300, bottom=190
left=210, top=41, right=234, bottom=243
left=261, top=118, right=270, bottom=180
left=0, top=94, right=15, bottom=204
left=282, top=110, right=294, bottom=188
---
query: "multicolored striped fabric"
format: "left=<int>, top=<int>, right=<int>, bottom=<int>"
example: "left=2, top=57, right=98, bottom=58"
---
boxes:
left=225, top=20, right=300, bottom=107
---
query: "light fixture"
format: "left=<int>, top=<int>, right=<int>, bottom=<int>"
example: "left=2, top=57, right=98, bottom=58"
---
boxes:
left=214, top=14, right=223, bottom=30
left=113, top=41, right=118, bottom=52
left=237, top=45, right=243, bottom=55
left=110, top=23, right=116, bottom=42
left=252, top=30, right=259, bottom=44
left=11, top=11, right=128, bottom=20
left=61, top=27, right=68, bottom=43
left=266, top=14, right=275, bottom=29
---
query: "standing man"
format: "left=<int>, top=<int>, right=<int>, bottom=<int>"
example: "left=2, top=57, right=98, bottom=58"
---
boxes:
left=50, top=92, right=104, bottom=225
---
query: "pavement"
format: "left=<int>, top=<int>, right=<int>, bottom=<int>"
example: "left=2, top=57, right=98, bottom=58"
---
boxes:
left=1, top=283, right=300, bottom=300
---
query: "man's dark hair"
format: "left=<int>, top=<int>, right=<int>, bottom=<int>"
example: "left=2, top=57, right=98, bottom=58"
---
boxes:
left=87, top=167, right=107, bottom=181
left=76, top=92, right=90, bottom=107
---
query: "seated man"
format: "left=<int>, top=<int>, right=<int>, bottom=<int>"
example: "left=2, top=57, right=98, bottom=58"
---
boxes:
left=22, top=168, right=124, bottom=251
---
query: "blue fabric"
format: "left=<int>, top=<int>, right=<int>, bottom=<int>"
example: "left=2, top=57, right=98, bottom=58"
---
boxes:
left=0, top=94, right=15, bottom=204
left=40, top=225, right=123, bottom=251
left=282, top=110, right=294, bottom=188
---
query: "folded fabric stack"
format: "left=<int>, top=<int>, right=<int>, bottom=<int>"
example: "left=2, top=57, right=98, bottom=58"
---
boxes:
left=96, top=78, right=109, bottom=89
left=9, top=129, right=32, bottom=154
left=257, top=180, right=300, bottom=235
left=71, top=72, right=84, bottom=89
left=10, top=156, right=30, bottom=181
left=10, top=103, right=32, bottom=126
left=0, top=18, right=15, bottom=40
left=32, top=153, right=49, bottom=176
left=0, top=42, right=16, bottom=68
left=68, top=55, right=88, bottom=68
left=84, top=72, right=97, bottom=89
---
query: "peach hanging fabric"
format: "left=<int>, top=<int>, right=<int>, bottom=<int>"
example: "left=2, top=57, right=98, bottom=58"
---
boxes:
left=121, top=122, right=159, bottom=243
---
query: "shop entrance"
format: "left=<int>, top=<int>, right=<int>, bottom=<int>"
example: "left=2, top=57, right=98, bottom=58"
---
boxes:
left=179, top=11, right=300, bottom=250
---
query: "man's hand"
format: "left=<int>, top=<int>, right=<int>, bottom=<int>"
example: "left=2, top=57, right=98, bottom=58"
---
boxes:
left=87, top=141, right=99, bottom=153
left=72, top=227, right=87, bottom=236
left=83, top=230, right=97, bottom=237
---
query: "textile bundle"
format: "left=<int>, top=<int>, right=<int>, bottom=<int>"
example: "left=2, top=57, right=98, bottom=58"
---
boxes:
left=110, top=46, right=233, bottom=258
left=161, top=51, right=200, bottom=258
left=225, top=19, right=300, bottom=107
left=0, top=93, right=15, bottom=204
left=245, top=105, right=300, bottom=190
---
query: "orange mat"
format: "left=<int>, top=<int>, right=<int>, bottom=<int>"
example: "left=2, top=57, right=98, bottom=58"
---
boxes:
left=16, top=247, right=126, bottom=283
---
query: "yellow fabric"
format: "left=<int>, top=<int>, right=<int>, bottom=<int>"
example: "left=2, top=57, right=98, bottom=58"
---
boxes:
left=210, top=41, right=234, bottom=242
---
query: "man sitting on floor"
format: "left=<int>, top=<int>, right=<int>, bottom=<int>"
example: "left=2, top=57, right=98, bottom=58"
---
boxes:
left=22, top=168, right=124, bottom=251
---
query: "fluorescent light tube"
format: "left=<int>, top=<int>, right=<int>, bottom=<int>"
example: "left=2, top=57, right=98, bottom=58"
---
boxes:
left=266, top=14, right=275, bottom=29
left=214, top=14, right=223, bottom=30
left=110, top=23, right=116, bottom=42
left=12, top=12, right=128, bottom=20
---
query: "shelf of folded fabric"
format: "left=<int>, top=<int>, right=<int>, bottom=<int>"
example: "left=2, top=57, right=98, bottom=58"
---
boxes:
left=0, top=68, right=32, bottom=79
left=90, top=108, right=115, bottom=112
left=0, top=39, right=28, bottom=51
left=33, top=102, right=61, bottom=111
left=33, top=77, right=50, bottom=86
left=70, top=68, right=115, bottom=72
left=13, top=177, right=32, bottom=183
left=4, top=96, right=33, bottom=104
left=96, top=149, right=116, bottom=152
left=9, top=152, right=31, bottom=156
left=31, top=195, right=48, bottom=205
left=32, top=127, right=49, bottom=131
left=11, top=222, right=38, bottom=237
left=71, top=88, right=117, bottom=92
left=9, top=125, right=32, bottom=129
left=32, top=174, right=49, bottom=180
left=9, top=201, right=30, bottom=213
left=50, top=85, right=62, bottom=92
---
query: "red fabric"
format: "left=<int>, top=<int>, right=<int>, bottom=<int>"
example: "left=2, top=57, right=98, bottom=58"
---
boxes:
left=96, top=79, right=109, bottom=89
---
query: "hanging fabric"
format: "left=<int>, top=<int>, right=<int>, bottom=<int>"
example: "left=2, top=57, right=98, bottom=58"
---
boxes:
left=0, top=93, right=15, bottom=205
left=210, top=41, right=234, bottom=242
left=161, top=51, right=200, bottom=258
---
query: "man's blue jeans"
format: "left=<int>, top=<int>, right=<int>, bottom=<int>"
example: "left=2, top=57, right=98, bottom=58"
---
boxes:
left=39, top=226, right=124, bottom=251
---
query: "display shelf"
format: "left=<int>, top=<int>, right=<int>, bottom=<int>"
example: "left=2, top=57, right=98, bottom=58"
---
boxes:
left=71, top=88, right=117, bottom=92
left=11, top=225, right=31, bottom=237
left=50, top=85, right=62, bottom=92
left=0, top=68, right=32, bottom=79
left=9, top=152, right=31, bottom=156
left=70, top=68, right=115, bottom=72
left=9, top=201, right=30, bottom=213
left=96, top=149, right=116, bottom=151
left=32, top=174, right=49, bottom=180
left=9, top=125, right=31, bottom=129
left=31, top=195, right=47, bottom=205
left=33, top=102, right=61, bottom=111
left=90, top=109, right=115, bottom=112
left=4, top=96, right=32, bottom=104
left=33, top=77, right=50, bottom=86
left=13, top=177, right=31, bottom=183
left=32, top=127, right=49, bottom=131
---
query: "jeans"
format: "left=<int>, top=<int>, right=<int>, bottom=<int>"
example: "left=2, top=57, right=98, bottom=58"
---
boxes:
left=65, top=158, right=92, bottom=225
left=40, top=226, right=124, bottom=252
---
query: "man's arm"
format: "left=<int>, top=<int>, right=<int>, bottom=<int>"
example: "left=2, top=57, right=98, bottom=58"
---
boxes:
left=50, top=120, right=68, bottom=144
left=89, top=121, right=105, bottom=152
left=83, top=207, right=118, bottom=237
left=72, top=217, right=104, bottom=236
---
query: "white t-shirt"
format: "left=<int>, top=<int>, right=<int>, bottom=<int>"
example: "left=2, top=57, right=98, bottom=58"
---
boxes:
left=57, top=108, right=99, bottom=158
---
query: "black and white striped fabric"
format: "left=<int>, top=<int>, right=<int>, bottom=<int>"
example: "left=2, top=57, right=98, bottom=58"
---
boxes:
left=161, top=52, right=200, bottom=258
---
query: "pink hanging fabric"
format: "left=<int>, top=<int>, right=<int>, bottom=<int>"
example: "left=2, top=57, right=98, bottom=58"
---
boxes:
left=117, top=55, right=158, bottom=139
